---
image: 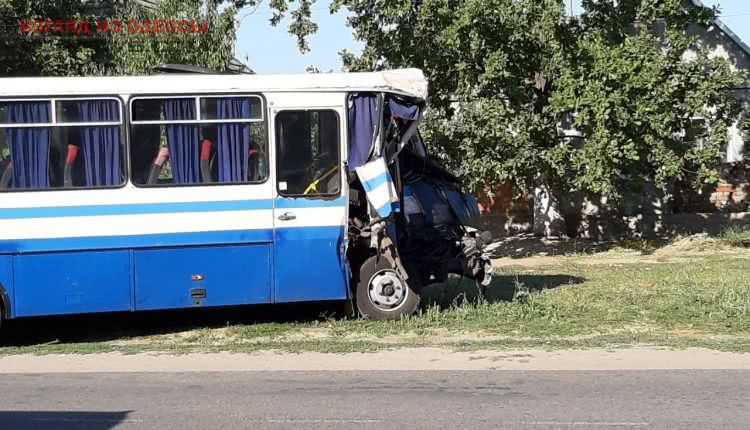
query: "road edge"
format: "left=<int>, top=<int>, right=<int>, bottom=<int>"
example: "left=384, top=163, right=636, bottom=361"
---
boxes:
left=0, top=347, right=748, bottom=373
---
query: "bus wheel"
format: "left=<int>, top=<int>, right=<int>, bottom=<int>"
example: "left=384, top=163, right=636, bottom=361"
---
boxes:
left=356, top=256, right=420, bottom=320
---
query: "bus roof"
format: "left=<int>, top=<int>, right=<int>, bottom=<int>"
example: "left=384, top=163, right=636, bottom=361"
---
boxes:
left=0, top=68, right=428, bottom=100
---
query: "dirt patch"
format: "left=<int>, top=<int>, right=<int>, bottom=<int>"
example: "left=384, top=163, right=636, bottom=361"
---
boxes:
left=493, top=255, right=564, bottom=267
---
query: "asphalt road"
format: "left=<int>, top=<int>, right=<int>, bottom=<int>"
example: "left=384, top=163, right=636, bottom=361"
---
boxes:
left=0, top=370, right=748, bottom=429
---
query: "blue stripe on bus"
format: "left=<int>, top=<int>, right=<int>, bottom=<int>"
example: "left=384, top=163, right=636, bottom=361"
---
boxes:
left=0, top=229, right=275, bottom=254
left=0, top=200, right=274, bottom=219
left=0, top=225, right=347, bottom=254
left=0, top=197, right=346, bottom=220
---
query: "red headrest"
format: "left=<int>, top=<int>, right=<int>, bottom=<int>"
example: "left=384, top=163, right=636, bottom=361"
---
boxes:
left=66, top=145, right=79, bottom=165
left=154, top=147, right=169, bottom=167
left=201, top=139, right=212, bottom=161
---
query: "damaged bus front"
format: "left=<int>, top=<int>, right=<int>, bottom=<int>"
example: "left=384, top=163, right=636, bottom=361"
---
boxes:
left=345, top=84, right=493, bottom=320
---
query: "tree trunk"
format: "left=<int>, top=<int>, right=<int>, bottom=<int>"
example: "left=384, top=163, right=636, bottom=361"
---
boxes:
left=533, top=181, right=566, bottom=238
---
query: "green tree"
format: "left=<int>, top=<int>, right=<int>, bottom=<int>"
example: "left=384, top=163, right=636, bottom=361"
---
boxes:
left=550, top=0, right=744, bottom=197
left=333, top=0, right=572, bottom=197
left=109, top=0, right=238, bottom=75
left=0, top=0, right=109, bottom=76
left=0, top=0, right=238, bottom=76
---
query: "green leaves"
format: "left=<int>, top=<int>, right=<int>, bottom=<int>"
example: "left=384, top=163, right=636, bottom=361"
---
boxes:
left=552, top=2, right=744, bottom=198
left=0, top=1, right=110, bottom=76
left=109, top=0, right=238, bottom=75
left=288, top=0, right=319, bottom=53
left=0, top=0, right=238, bottom=77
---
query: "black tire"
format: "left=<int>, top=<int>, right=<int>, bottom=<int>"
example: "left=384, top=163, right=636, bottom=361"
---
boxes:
left=355, top=256, right=421, bottom=320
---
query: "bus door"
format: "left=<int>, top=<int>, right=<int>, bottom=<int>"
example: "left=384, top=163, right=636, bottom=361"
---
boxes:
left=271, top=99, right=349, bottom=303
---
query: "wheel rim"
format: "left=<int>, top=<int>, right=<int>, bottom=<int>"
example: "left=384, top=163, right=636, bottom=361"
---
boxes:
left=368, top=269, right=407, bottom=311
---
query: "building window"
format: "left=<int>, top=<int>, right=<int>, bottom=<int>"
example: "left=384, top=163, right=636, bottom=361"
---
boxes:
left=0, top=98, right=124, bottom=191
left=275, top=110, right=340, bottom=196
left=129, top=95, right=266, bottom=186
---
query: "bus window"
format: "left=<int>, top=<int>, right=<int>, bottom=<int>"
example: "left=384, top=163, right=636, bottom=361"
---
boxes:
left=129, top=95, right=267, bottom=186
left=0, top=98, right=124, bottom=191
left=276, top=110, right=340, bottom=196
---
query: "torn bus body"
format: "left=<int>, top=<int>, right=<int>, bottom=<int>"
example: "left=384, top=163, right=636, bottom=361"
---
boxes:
left=344, top=74, right=493, bottom=320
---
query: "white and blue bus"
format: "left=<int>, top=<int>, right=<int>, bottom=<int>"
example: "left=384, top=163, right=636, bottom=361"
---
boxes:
left=0, top=69, right=492, bottom=326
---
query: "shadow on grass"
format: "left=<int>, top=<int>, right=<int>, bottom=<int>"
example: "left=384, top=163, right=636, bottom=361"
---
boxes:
left=0, top=411, right=134, bottom=430
left=421, top=273, right=587, bottom=309
left=0, top=301, right=340, bottom=348
left=488, top=234, right=672, bottom=259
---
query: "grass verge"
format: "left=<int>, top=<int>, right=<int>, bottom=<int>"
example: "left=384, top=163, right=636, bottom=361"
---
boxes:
left=719, top=225, right=750, bottom=247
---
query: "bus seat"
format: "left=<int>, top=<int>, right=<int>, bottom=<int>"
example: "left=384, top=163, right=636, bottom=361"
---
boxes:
left=64, top=145, right=79, bottom=188
left=147, top=147, right=169, bottom=185
left=200, top=139, right=212, bottom=183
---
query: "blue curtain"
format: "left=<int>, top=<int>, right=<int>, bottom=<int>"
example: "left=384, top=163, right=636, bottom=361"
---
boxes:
left=80, top=100, right=121, bottom=187
left=347, top=93, right=378, bottom=172
left=4, top=101, right=50, bottom=189
left=216, top=98, right=251, bottom=182
left=163, top=99, right=199, bottom=184
left=386, top=97, right=420, bottom=120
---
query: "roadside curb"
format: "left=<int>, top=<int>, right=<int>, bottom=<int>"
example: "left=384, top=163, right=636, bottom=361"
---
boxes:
left=0, top=347, right=748, bottom=373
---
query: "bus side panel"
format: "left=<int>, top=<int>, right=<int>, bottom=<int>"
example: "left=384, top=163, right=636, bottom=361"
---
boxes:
left=0, top=256, right=13, bottom=318
left=274, top=226, right=348, bottom=303
left=134, top=244, right=272, bottom=311
left=13, top=251, right=132, bottom=317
